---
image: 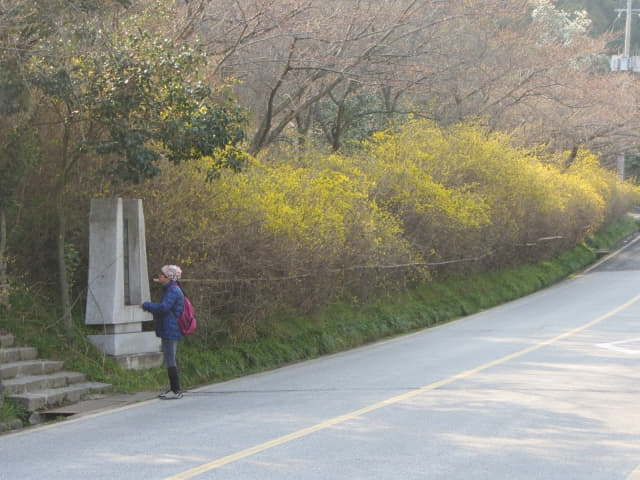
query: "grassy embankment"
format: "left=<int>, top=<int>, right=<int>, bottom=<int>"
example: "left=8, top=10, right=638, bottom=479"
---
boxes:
left=1, top=215, right=637, bottom=425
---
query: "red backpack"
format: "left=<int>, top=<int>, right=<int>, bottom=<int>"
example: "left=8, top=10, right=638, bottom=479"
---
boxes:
left=171, top=286, right=197, bottom=335
left=177, top=296, right=196, bottom=335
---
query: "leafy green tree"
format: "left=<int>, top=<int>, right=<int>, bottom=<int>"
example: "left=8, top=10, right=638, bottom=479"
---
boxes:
left=75, top=33, right=246, bottom=182
left=0, top=126, right=38, bottom=310
left=1, top=0, right=246, bottom=330
left=0, top=1, right=49, bottom=310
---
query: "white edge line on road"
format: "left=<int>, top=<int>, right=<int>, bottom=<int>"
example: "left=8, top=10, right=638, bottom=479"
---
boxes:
left=597, top=337, right=640, bottom=355
left=582, top=231, right=640, bottom=274
left=0, top=397, right=161, bottom=439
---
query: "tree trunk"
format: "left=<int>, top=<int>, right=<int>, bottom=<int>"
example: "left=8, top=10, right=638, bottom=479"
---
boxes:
left=57, top=199, right=73, bottom=334
left=565, top=145, right=579, bottom=169
left=56, top=118, right=73, bottom=335
left=0, top=209, right=5, bottom=416
left=0, top=207, right=8, bottom=310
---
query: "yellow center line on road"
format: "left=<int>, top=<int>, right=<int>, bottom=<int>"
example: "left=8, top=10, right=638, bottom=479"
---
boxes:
left=165, top=293, right=640, bottom=480
left=629, top=464, right=640, bottom=480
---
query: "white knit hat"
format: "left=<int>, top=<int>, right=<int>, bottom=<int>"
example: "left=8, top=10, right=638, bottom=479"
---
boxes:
left=161, top=265, right=182, bottom=281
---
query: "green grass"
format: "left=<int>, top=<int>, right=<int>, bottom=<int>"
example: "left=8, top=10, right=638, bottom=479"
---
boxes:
left=1, top=399, right=27, bottom=425
left=1, top=215, right=638, bottom=427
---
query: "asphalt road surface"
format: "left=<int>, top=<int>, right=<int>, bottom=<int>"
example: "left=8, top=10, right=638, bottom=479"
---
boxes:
left=4, top=238, right=640, bottom=479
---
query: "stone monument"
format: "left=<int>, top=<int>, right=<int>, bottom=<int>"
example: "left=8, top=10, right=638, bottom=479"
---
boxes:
left=85, top=198, right=162, bottom=369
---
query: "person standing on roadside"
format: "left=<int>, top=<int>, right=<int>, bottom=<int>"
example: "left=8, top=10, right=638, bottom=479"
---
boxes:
left=142, top=265, right=184, bottom=399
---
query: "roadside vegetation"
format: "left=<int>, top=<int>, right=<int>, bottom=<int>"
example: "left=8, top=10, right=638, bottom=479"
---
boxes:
left=1, top=216, right=637, bottom=426
left=3, top=1, right=640, bottom=427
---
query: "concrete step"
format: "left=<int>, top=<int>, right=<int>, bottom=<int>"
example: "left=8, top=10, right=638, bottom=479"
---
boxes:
left=0, top=359, right=64, bottom=380
left=1, top=346, right=39, bottom=363
left=2, top=371, right=87, bottom=395
left=7, top=382, right=113, bottom=412
left=0, top=334, right=114, bottom=422
left=0, top=334, right=14, bottom=348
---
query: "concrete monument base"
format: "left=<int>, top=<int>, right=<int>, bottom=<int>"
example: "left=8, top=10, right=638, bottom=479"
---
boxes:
left=88, top=331, right=161, bottom=357
left=85, top=198, right=160, bottom=370
left=107, top=352, right=164, bottom=370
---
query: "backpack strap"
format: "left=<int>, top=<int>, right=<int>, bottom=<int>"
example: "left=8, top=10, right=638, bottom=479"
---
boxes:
left=169, top=284, right=185, bottom=317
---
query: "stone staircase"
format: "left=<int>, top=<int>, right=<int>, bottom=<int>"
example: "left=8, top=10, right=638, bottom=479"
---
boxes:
left=1, top=333, right=112, bottom=423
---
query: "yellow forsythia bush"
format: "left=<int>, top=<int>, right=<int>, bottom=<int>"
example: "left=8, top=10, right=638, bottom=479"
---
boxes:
left=124, top=156, right=418, bottom=339
left=355, top=119, right=638, bottom=267
left=110, top=119, right=638, bottom=340
left=354, top=125, right=492, bottom=264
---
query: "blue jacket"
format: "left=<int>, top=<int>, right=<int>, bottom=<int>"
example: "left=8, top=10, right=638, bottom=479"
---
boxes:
left=143, top=281, right=184, bottom=340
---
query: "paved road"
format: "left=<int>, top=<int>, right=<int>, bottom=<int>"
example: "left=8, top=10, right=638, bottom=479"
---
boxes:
left=4, top=239, right=640, bottom=479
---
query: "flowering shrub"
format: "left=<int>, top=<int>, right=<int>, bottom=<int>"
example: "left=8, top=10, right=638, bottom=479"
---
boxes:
left=62, top=119, right=640, bottom=341
left=356, top=120, right=638, bottom=267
